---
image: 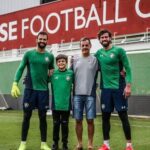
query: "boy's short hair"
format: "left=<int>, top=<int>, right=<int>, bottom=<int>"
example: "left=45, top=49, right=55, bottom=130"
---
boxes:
left=56, top=54, right=68, bottom=63
left=97, top=29, right=112, bottom=40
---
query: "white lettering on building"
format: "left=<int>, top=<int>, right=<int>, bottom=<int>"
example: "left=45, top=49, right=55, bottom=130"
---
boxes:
left=30, top=15, right=44, bottom=36
left=22, top=18, right=29, bottom=39
left=115, top=0, right=127, bottom=22
left=135, top=0, right=150, bottom=18
left=46, top=13, right=61, bottom=34
left=61, top=8, right=73, bottom=31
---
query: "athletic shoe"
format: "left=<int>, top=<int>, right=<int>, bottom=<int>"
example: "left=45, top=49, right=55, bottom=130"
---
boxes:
left=63, top=143, right=68, bottom=150
left=52, top=143, right=58, bottom=150
left=41, top=142, right=51, bottom=150
left=98, top=144, right=110, bottom=150
left=18, top=142, right=26, bottom=150
left=126, top=145, right=133, bottom=150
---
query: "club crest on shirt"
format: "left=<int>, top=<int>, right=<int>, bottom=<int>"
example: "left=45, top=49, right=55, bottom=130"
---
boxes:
left=110, top=53, right=115, bottom=58
left=66, top=76, right=71, bottom=81
left=45, top=57, right=49, bottom=62
left=54, top=76, right=58, bottom=80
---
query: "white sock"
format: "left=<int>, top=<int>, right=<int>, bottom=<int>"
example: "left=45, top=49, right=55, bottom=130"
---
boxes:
left=21, top=141, right=26, bottom=144
left=104, top=140, right=110, bottom=148
left=126, top=142, right=132, bottom=147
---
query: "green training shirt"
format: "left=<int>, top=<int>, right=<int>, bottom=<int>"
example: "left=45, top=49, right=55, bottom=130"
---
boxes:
left=14, top=49, right=54, bottom=91
left=50, top=69, right=74, bottom=111
left=95, top=46, right=132, bottom=89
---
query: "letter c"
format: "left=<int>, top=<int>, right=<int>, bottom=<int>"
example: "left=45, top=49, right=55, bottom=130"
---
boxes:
left=135, top=0, right=150, bottom=18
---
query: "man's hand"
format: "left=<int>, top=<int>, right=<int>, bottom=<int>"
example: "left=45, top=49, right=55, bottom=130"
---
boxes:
left=11, top=82, right=21, bottom=98
left=48, top=69, right=54, bottom=76
left=123, top=84, right=131, bottom=99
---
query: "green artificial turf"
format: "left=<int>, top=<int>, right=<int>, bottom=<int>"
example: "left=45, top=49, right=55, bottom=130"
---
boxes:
left=0, top=110, right=150, bottom=150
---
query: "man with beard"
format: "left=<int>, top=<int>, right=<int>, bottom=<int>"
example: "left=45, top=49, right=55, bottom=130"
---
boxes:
left=11, top=31, right=54, bottom=150
left=71, top=37, right=98, bottom=150
left=95, top=29, right=133, bottom=150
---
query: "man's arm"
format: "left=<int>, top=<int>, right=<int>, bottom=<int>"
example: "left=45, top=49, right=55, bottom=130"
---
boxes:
left=69, top=56, right=74, bottom=70
left=49, top=53, right=54, bottom=70
left=124, top=83, right=131, bottom=98
left=94, top=50, right=101, bottom=71
left=119, top=48, right=132, bottom=98
left=11, top=53, right=28, bottom=98
left=14, top=51, right=29, bottom=83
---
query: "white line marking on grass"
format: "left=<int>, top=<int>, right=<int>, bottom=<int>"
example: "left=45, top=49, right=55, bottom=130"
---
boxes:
left=93, top=121, right=150, bottom=128
left=113, top=123, right=150, bottom=128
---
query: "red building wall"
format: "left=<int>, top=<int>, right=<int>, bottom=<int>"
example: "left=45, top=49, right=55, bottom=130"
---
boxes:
left=0, top=0, right=150, bottom=50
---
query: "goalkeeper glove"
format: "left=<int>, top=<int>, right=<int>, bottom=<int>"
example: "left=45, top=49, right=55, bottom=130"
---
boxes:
left=11, top=82, right=21, bottom=98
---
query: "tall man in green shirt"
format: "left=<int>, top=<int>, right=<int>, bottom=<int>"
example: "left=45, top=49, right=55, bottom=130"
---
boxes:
left=95, top=29, right=133, bottom=150
left=11, top=31, right=54, bottom=150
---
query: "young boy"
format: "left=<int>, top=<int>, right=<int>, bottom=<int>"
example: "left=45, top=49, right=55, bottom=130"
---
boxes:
left=50, top=54, right=74, bottom=150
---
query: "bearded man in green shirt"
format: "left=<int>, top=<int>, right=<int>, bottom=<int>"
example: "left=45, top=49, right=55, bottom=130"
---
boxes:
left=95, top=29, right=133, bottom=150
left=11, top=31, right=54, bottom=150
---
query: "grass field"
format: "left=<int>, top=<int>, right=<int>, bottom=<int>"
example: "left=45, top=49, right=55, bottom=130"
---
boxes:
left=0, top=110, right=150, bottom=150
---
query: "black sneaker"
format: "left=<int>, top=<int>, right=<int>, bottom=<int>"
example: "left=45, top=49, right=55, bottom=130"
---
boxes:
left=52, top=143, right=58, bottom=150
left=63, top=143, right=68, bottom=150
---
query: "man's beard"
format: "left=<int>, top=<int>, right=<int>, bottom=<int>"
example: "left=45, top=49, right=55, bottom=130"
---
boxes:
left=38, top=42, right=47, bottom=49
left=101, top=40, right=111, bottom=48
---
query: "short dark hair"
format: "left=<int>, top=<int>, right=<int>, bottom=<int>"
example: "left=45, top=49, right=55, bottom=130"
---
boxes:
left=80, top=37, right=91, bottom=45
left=97, top=29, right=112, bottom=40
left=37, top=31, right=48, bottom=40
left=56, top=54, right=68, bottom=63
